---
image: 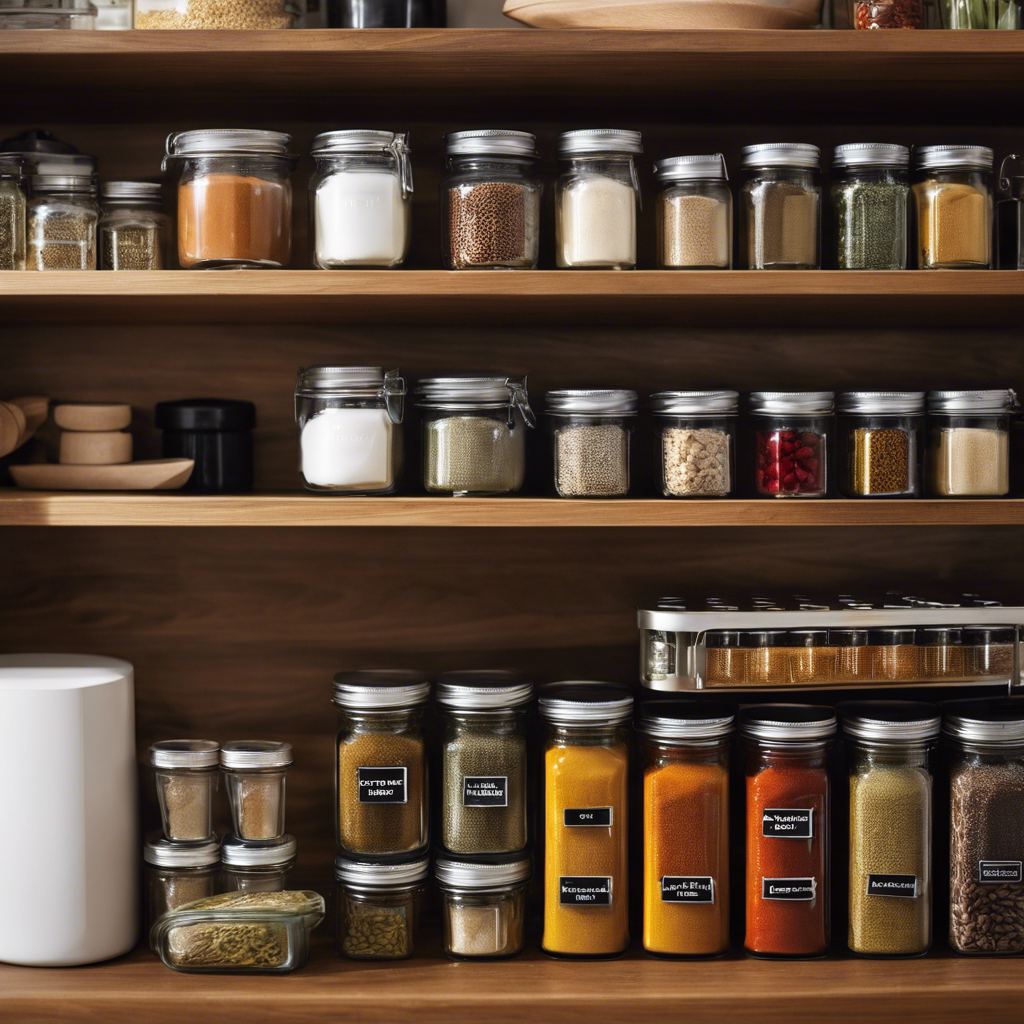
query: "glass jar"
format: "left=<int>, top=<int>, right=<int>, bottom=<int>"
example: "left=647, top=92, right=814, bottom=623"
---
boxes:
left=557, top=129, right=642, bottom=270
left=163, top=129, right=295, bottom=269
left=746, top=629, right=790, bottom=687
left=436, top=854, right=530, bottom=960
left=335, top=856, right=428, bottom=960
left=221, top=741, right=292, bottom=842
left=0, top=155, right=26, bottom=271
left=26, top=174, right=98, bottom=271
left=787, top=629, right=833, bottom=686
left=310, top=131, right=412, bottom=270
left=939, top=0, right=1021, bottom=27
left=740, top=144, right=821, bottom=270
left=149, top=739, right=220, bottom=843
left=415, top=374, right=535, bottom=496
left=838, top=391, right=924, bottom=498
left=751, top=391, right=833, bottom=498
left=0, top=0, right=97, bottom=28
left=918, top=627, right=965, bottom=680
left=944, top=699, right=1024, bottom=955
left=851, top=0, right=922, bottom=27
left=831, top=144, right=910, bottom=270
left=333, top=670, right=430, bottom=857
left=651, top=390, right=738, bottom=499
left=436, top=671, right=533, bottom=856
left=546, top=389, right=637, bottom=498
left=99, top=181, right=171, bottom=270
left=221, top=834, right=296, bottom=894
left=442, top=130, right=540, bottom=270
left=832, top=629, right=874, bottom=684
left=871, top=628, right=920, bottom=683
left=144, top=837, right=219, bottom=932
left=135, top=0, right=298, bottom=28
left=640, top=701, right=732, bottom=958
left=962, top=626, right=1017, bottom=681
left=913, top=146, right=993, bottom=270
left=927, top=389, right=1015, bottom=497
left=655, top=154, right=731, bottom=270
left=539, top=684, right=632, bottom=959
left=328, top=0, right=446, bottom=25
left=842, top=702, right=939, bottom=957
left=295, top=366, right=405, bottom=494
left=742, top=704, right=835, bottom=959
left=95, top=0, right=131, bottom=28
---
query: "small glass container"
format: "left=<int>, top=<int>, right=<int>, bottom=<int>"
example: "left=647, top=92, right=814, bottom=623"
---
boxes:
left=437, top=854, right=530, bottom=960
left=335, top=856, right=428, bottom=960
left=99, top=181, right=171, bottom=270
left=333, top=670, right=430, bottom=857
left=442, top=130, right=541, bottom=270
left=144, top=837, right=219, bottom=932
left=26, top=174, right=99, bottom=271
left=913, top=146, right=993, bottom=270
left=0, top=0, right=97, bottom=27
left=415, top=374, right=536, bottom=496
left=655, top=154, right=731, bottom=270
left=309, top=131, right=412, bottom=269
left=220, top=741, right=292, bottom=843
left=788, top=629, right=832, bottom=686
left=740, top=144, right=821, bottom=270
left=832, top=629, right=874, bottom=684
left=918, top=627, right=965, bottom=680
left=221, top=834, right=297, bottom=895
left=927, top=390, right=1015, bottom=497
left=870, top=628, right=920, bottom=683
left=95, top=0, right=131, bottom=28
left=704, top=630, right=747, bottom=687
left=962, top=626, right=1017, bottom=681
left=651, top=390, right=738, bottom=499
left=0, top=155, right=26, bottom=271
left=135, top=0, right=298, bottom=28
left=163, top=129, right=295, bottom=270
left=436, top=671, right=533, bottom=856
left=546, top=389, right=637, bottom=498
left=295, top=366, right=406, bottom=494
left=746, top=630, right=790, bottom=686
left=557, top=129, right=642, bottom=270
left=150, top=739, right=220, bottom=843
left=838, top=391, right=924, bottom=498
left=751, top=392, right=833, bottom=499
left=851, top=0, right=922, bottom=28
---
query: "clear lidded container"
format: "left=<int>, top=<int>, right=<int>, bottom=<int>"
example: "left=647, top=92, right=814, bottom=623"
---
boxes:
left=655, top=154, right=732, bottom=270
left=545, top=389, right=637, bottom=499
left=221, top=834, right=297, bottom=895
left=751, top=391, right=833, bottom=499
left=927, top=389, right=1015, bottom=497
left=150, top=739, right=220, bottom=843
left=832, top=629, right=874, bottom=684
left=705, top=630, right=748, bottom=687
left=295, top=366, right=406, bottom=495
left=310, top=131, right=412, bottom=270
left=144, top=836, right=220, bottom=932
left=135, top=0, right=298, bottom=28
left=99, top=181, right=171, bottom=271
left=838, top=391, right=924, bottom=498
left=557, top=129, right=642, bottom=270
left=0, top=155, right=26, bottom=271
left=871, top=628, right=920, bottom=683
left=27, top=174, right=99, bottom=271
left=220, top=741, right=292, bottom=843
left=962, top=626, right=1017, bottom=681
left=787, top=629, right=833, bottom=686
left=918, top=627, right=965, bottom=681
left=651, top=390, right=738, bottom=499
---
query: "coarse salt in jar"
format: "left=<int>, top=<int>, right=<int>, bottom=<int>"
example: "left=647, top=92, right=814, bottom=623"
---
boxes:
left=655, top=154, right=732, bottom=270
left=751, top=391, right=833, bottom=499
left=651, top=390, right=738, bottom=499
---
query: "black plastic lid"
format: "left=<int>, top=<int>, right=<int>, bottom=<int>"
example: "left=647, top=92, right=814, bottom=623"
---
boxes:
left=787, top=629, right=829, bottom=648
left=868, top=627, right=917, bottom=645
left=961, top=626, right=1016, bottom=645
left=917, top=626, right=963, bottom=646
left=705, top=630, right=743, bottom=649
left=830, top=629, right=870, bottom=647
left=155, top=399, right=256, bottom=432
left=745, top=629, right=788, bottom=649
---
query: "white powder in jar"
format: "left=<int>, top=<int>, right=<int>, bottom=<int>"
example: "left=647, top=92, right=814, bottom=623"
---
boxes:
left=558, top=175, right=636, bottom=268
left=301, top=406, right=395, bottom=491
left=314, top=171, right=409, bottom=268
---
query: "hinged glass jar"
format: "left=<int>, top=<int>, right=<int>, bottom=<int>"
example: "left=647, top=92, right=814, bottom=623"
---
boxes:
left=436, top=853, right=531, bottom=960
left=415, top=374, right=535, bottom=496
left=655, top=154, right=731, bottom=270
left=651, top=390, right=738, bottom=498
left=751, top=391, right=833, bottom=498
left=442, top=130, right=540, bottom=270
left=831, top=144, right=910, bottom=270
left=333, top=670, right=430, bottom=857
left=539, top=684, right=632, bottom=959
left=164, top=129, right=295, bottom=269
left=838, top=391, right=924, bottom=498
left=943, top=699, right=1024, bottom=956
left=136, top=0, right=298, bottom=28
left=436, top=670, right=533, bottom=856
left=335, top=855, right=428, bottom=960
left=27, top=174, right=99, bottom=271
left=0, top=155, right=26, bottom=271
left=310, top=131, right=412, bottom=269
left=150, top=739, right=220, bottom=843
left=295, top=366, right=406, bottom=494
left=221, top=834, right=297, bottom=894
left=741, top=144, right=821, bottom=270
left=913, top=146, right=993, bottom=270
left=221, top=741, right=292, bottom=842
left=144, top=837, right=220, bottom=932
left=545, top=389, right=637, bottom=498
left=557, top=129, right=642, bottom=270
left=927, top=389, right=1016, bottom=497
left=841, top=701, right=939, bottom=958
left=99, top=181, right=171, bottom=270
left=640, top=701, right=733, bottom=958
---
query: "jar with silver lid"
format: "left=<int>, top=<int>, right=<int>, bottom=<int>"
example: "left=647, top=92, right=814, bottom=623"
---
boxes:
left=557, top=129, right=642, bottom=270
left=741, top=144, right=821, bottom=270
left=437, top=853, right=531, bottom=960
left=221, top=834, right=297, bottom=894
left=751, top=391, right=833, bottom=498
left=651, top=390, right=738, bottom=498
left=415, top=374, right=535, bottom=496
left=655, top=154, right=731, bottom=270
left=0, top=155, right=26, bottom=271
left=310, top=131, right=412, bottom=269
left=546, top=389, right=637, bottom=498
left=144, top=837, right=220, bottom=935
left=442, top=130, right=540, bottom=270
left=913, top=146, right=993, bottom=270
left=27, top=174, right=99, bottom=271
left=295, top=366, right=406, bottom=494
left=220, top=741, right=292, bottom=843
left=99, top=181, right=171, bottom=270
left=150, top=740, right=220, bottom=843
left=927, top=389, right=1016, bottom=497
left=838, top=391, right=924, bottom=498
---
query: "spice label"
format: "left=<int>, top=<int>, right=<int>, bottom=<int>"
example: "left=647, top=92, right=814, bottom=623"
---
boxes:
left=762, top=808, right=814, bottom=839
left=661, top=876, right=714, bottom=904
left=564, top=807, right=613, bottom=827
left=979, top=860, right=1023, bottom=884
left=559, top=876, right=612, bottom=906
left=762, top=877, right=816, bottom=901
left=357, top=766, right=408, bottom=803
left=462, top=776, right=509, bottom=808
left=866, top=874, right=919, bottom=898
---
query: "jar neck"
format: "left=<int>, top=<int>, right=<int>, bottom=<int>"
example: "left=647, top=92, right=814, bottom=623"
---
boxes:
left=744, top=737, right=830, bottom=766
left=338, top=881, right=425, bottom=897
left=103, top=200, right=162, bottom=212
left=338, top=706, right=425, bottom=726
left=643, top=735, right=730, bottom=762
left=447, top=154, right=535, bottom=174
left=849, top=738, right=932, bottom=769
left=546, top=721, right=627, bottom=745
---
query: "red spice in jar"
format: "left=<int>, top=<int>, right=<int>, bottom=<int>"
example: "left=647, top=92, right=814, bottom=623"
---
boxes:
left=756, top=430, right=824, bottom=497
left=854, top=0, right=922, bottom=27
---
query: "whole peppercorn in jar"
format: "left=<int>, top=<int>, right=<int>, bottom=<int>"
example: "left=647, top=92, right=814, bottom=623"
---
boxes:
left=650, top=390, right=738, bottom=499
left=851, top=0, right=923, bottom=28
left=99, top=181, right=171, bottom=270
left=838, top=391, right=924, bottom=498
left=751, top=391, right=834, bottom=498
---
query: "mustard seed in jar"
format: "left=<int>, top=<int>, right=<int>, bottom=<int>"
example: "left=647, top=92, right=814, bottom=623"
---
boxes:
left=746, top=630, right=790, bottom=686
left=787, top=629, right=832, bottom=686
left=705, top=630, right=747, bottom=687
left=832, top=629, right=874, bottom=684
left=962, top=627, right=1016, bottom=681
left=919, top=627, right=965, bottom=680
left=870, top=628, right=920, bottom=683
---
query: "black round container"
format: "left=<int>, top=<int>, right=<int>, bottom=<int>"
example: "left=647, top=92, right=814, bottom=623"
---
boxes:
left=155, top=399, right=255, bottom=494
left=328, top=0, right=446, bottom=26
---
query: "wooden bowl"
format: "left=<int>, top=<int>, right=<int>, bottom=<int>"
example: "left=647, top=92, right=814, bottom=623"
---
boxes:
left=503, top=0, right=823, bottom=30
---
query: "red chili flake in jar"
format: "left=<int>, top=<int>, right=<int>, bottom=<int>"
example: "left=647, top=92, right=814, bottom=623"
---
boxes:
left=751, top=392, right=833, bottom=499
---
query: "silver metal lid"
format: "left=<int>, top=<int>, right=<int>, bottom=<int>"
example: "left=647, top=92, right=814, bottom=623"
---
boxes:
left=30, top=174, right=96, bottom=193
left=649, top=390, right=739, bottom=415
left=150, top=739, right=220, bottom=769
left=538, top=683, right=633, bottom=726
left=332, top=669, right=431, bottom=710
left=335, top=855, right=430, bottom=888
left=220, top=740, right=292, bottom=770
left=740, top=704, right=837, bottom=742
left=917, top=145, right=994, bottom=172
left=101, top=181, right=162, bottom=202
left=943, top=699, right=1024, bottom=744
left=295, top=366, right=406, bottom=424
left=445, top=130, right=536, bottom=158
left=310, top=131, right=413, bottom=197
left=749, top=391, right=835, bottom=415
left=833, top=144, right=910, bottom=169
left=544, top=389, right=638, bottom=416
left=144, top=836, right=220, bottom=869
left=221, top=834, right=297, bottom=868
left=435, top=670, right=534, bottom=710
left=435, top=855, right=531, bottom=889
left=165, top=129, right=293, bottom=158
left=927, top=389, right=1017, bottom=413
left=741, top=143, right=820, bottom=169
left=840, top=701, right=941, bottom=743
left=558, top=129, right=643, bottom=157
left=655, top=154, right=727, bottom=182
left=837, top=391, right=926, bottom=414
left=414, top=374, right=536, bottom=428
left=639, top=700, right=735, bottom=741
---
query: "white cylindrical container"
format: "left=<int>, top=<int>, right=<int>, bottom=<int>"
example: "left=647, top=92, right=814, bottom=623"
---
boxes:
left=0, top=655, right=138, bottom=966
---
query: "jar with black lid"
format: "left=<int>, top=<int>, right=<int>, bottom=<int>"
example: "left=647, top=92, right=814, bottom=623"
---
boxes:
left=704, top=630, right=746, bottom=687
left=651, top=390, right=738, bottom=499
left=918, top=627, right=965, bottom=680
left=788, top=629, right=832, bottom=686
left=746, top=629, right=789, bottom=686
left=870, top=628, right=919, bottom=683
left=155, top=399, right=256, bottom=494
left=838, top=392, right=924, bottom=498
left=832, top=628, right=873, bottom=684
left=961, top=626, right=1017, bottom=681
left=328, top=0, right=445, bottom=25
left=751, top=392, right=833, bottom=499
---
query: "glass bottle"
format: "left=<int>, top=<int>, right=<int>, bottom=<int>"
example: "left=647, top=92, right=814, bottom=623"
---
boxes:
left=99, top=181, right=171, bottom=270
left=149, top=739, right=220, bottom=843
left=0, top=155, right=26, bottom=270
left=144, top=837, right=219, bottom=933
left=651, top=390, right=738, bottom=499
left=751, top=391, right=834, bottom=498
left=220, top=834, right=296, bottom=894
left=838, top=391, right=924, bottom=498
left=27, top=174, right=99, bottom=271
left=655, top=153, right=731, bottom=269
left=927, top=389, right=1015, bottom=497
left=220, top=741, right=292, bottom=842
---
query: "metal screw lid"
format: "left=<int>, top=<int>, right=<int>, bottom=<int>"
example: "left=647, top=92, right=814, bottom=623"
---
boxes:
left=332, top=669, right=431, bottom=710
left=30, top=174, right=96, bottom=194
left=558, top=129, right=643, bottom=156
left=655, top=154, right=728, bottom=182
left=435, top=670, right=534, bottom=710
left=144, top=836, right=220, bottom=869
left=311, top=130, right=407, bottom=154
left=221, top=833, right=297, bottom=868
left=150, top=739, right=220, bottom=769
left=220, top=740, right=293, bottom=770
left=833, top=144, right=910, bottom=169
left=101, top=181, right=162, bottom=202
left=741, top=143, right=820, bottom=169
left=749, top=391, right=835, bottom=415
left=649, top=390, right=739, bottom=415
left=445, top=130, right=536, bottom=158
left=916, top=145, right=994, bottom=172
left=544, top=389, right=638, bottom=416
left=538, top=683, right=633, bottom=726
left=335, top=855, right=430, bottom=888
left=740, top=704, right=837, bottom=743
left=435, top=853, right=531, bottom=889
left=840, top=701, right=941, bottom=743
left=943, top=699, right=1024, bottom=744
left=638, top=700, right=734, bottom=741
left=165, top=129, right=293, bottom=158
left=837, top=391, right=925, bottom=414
left=927, top=389, right=1018, bottom=414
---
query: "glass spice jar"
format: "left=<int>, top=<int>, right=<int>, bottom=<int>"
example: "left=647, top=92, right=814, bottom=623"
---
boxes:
left=655, top=154, right=732, bottom=270
left=962, top=626, right=1017, bottom=681
left=99, top=181, right=171, bottom=270
left=0, top=0, right=98, bottom=27
left=651, top=390, right=738, bottom=499
left=0, top=155, right=26, bottom=271
left=751, top=391, right=833, bottom=498
left=221, top=741, right=292, bottom=842
left=838, top=391, right=924, bottom=498
left=150, top=739, right=220, bottom=843
left=851, top=0, right=923, bottom=28
left=135, top=0, right=299, bottom=29
left=939, top=0, right=1022, bottom=26
left=870, top=628, right=920, bottom=684
left=832, top=629, right=874, bottom=684
left=545, top=389, right=637, bottom=498
left=787, top=629, right=833, bottom=686
left=221, top=834, right=297, bottom=895
left=26, top=174, right=99, bottom=271
left=746, top=630, right=791, bottom=687
left=144, top=837, right=220, bottom=933
left=918, top=627, right=965, bottom=681
left=927, top=390, right=1015, bottom=497
left=704, top=630, right=747, bottom=687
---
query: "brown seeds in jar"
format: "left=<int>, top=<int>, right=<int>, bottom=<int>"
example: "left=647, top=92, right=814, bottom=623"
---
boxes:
left=445, top=182, right=539, bottom=269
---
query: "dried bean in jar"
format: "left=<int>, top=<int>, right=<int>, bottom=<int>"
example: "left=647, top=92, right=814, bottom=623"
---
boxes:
left=756, top=430, right=825, bottom=497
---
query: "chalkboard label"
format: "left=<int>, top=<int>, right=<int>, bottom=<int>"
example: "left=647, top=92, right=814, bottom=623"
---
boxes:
left=866, top=874, right=919, bottom=898
left=661, top=876, right=715, bottom=904
left=979, top=860, right=1023, bottom=884
left=462, top=776, right=508, bottom=807
left=357, top=766, right=407, bottom=803
left=762, top=808, right=814, bottom=839
left=762, top=877, right=815, bottom=901
left=564, top=807, right=613, bottom=827
left=559, top=876, right=612, bottom=906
